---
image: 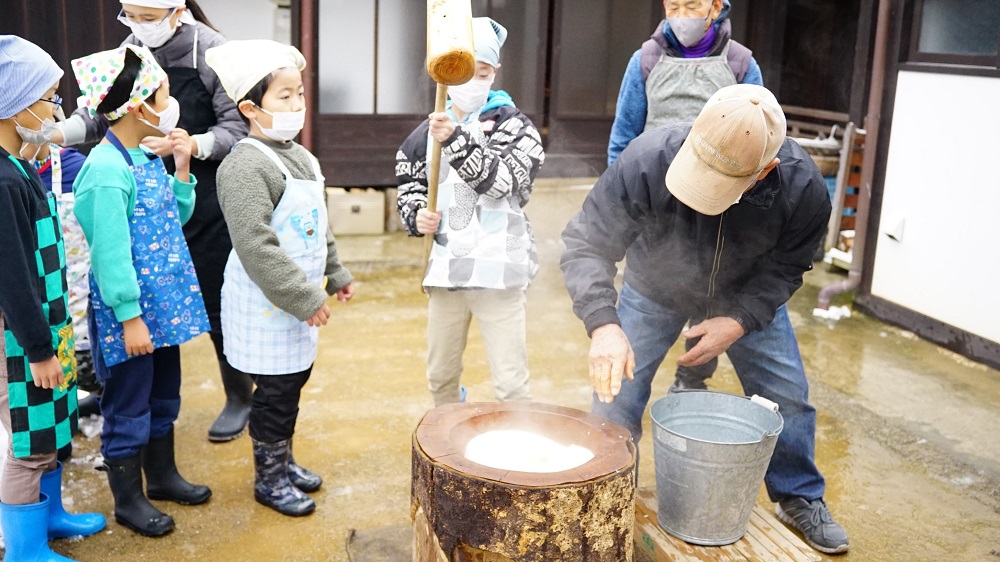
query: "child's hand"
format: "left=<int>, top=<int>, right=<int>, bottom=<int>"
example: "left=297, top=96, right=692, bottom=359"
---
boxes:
left=306, top=303, right=331, bottom=327
left=123, top=317, right=154, bottom=356
left=416, top=209, right=442, bottom=235
left=29, top=357, right=66, bottom=390
left=336, top=283, right=354, bottom=303
left=169, top=129, right=192, bottom=174
left=428, top=112, right=456, bottom=143
left=140, top=135, right=173, bottom=158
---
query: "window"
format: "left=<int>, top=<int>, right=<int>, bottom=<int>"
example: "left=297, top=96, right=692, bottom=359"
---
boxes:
left=910, top=0, right=1000, bottom=67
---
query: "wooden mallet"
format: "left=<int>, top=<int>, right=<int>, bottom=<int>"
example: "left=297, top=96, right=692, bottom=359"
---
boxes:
left=422, top=0, right=476, bottom=280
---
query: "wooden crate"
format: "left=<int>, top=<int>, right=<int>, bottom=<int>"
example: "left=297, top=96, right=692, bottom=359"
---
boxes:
left=634, top=490, right=822, bottom=562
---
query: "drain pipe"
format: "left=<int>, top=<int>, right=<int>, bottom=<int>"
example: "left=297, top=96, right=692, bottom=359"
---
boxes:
left=817, top=0, right=892, bottom=310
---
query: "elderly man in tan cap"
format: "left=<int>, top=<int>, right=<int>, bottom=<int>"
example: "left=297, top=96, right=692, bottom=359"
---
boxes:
left=560, top=84, right=849, bottom=555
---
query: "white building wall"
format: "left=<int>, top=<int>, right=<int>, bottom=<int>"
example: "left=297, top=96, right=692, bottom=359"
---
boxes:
left=870, top=70, right=1000, bottom=343
left=197, top=0, right=289, bottom=44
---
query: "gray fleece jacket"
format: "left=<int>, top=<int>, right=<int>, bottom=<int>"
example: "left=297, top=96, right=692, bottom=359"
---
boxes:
left=63, top=22, right=247, bottom=161
left=216, top=137, right=352, bottom=322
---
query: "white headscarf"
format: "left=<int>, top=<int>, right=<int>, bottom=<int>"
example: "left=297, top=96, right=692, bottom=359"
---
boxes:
left=120, top=0, right=196, bottom=24
left=472, top=17, right=507, bottom=67
left=205, top=40, right=307, bottom=102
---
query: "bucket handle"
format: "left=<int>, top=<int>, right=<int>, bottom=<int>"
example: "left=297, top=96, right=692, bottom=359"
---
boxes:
left=750, top=394, right=779, bottom=414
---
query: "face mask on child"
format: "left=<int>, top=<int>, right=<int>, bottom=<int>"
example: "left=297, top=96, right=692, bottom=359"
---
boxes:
left=139, top=97, right=181, bottom=135
left=254, top=106, right=306, bottom=142
left=15, top=108, right=60, bottom=146
left=119, top=9, right=179, bottom=49
left=448, top=78, right=493, bottom=113
left=667, top=15, right=713, bottom=47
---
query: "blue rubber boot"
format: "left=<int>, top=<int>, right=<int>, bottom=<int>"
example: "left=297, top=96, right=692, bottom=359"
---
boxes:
left=40, top=462, right=107, bottom=539
left=0, top=494, right=76, bottom=561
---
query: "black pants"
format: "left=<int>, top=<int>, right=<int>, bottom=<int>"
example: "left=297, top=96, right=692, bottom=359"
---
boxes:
left=241, top=366, right=313, bottom=443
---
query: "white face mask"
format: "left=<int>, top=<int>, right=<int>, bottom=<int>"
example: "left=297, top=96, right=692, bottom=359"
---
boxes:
left=139, top=97, right=181, bottom=135
left=254, top=106, right=306, bottom=142
left=119, top=9, right=179, bottom=48
left=448, top=78, right=493, bottom=113
left=667, top=15, right=713, bottom=48
left=15, top=108, right=60, bottom=146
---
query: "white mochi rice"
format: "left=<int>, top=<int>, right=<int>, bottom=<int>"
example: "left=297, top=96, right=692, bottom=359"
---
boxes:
left=464, top=429, right=595, bottom=473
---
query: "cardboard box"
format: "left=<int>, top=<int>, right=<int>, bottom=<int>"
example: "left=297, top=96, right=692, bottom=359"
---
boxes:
left=326, top=187, right=385, bottom=235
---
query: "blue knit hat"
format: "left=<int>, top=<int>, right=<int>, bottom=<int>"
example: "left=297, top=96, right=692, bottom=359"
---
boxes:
left=0, top=36, right=64, bottom=119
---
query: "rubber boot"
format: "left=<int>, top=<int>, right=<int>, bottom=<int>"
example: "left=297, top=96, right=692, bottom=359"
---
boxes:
left=75, top=349, right=102, bottom=393
left=208, top=360, right=253, bottom=442
left=77, top=391, right=102, bottom=419
left=101, top=455, right=174, bottom=537
left=287, top=440, right=322, bottom=493
left=253, top=438, right=315, bottom=517
left=142, top=427, right=212, bottom=505
left=0, top=494, right=75, bottom=561
left=668, top=336, right=715, bottom=393
left=40, top=462, right=106, bottom=539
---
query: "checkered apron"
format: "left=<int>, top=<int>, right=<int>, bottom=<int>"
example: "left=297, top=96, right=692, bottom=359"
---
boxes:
left=51, top=147, right=93, bottom=351
left=422, top=112, right=536, bottom=290
left=3, top=155, right=78, bottom=458
left=221, top=138, right=328, bottom=375
left=88, top=131, right=209, bottom=367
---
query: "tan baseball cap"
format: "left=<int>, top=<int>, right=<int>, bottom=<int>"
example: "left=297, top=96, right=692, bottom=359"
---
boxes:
left=665, top=84, right=786, bottom=216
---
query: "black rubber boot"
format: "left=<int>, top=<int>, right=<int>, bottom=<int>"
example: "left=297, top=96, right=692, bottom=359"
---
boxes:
left=75, top=349, right=102, bottom=393
left=253, top=439, right=315, bottom=517
left=101, top=456, right=175, bottom=537
left=287, top=440, right=322, bottom=493
left=208, top=360, right=253, bottom=442
left=142, top=427, right=212, bottom=505
left=77, top=391, right=102, bottom=418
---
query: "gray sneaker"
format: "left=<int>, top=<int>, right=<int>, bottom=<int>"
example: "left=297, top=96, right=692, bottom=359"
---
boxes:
left=776, top=497, right=850, bottom=554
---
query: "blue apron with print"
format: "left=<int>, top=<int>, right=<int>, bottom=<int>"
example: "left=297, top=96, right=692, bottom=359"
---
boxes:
left=89, top=131, right=209, bottom=367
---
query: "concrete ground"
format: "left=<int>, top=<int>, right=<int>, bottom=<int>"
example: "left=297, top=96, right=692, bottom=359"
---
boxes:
left=5, top=181, right=999, bottom=561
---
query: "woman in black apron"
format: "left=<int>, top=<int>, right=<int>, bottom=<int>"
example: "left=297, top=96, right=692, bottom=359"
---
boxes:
left=57, top=0, right=253, bottom=442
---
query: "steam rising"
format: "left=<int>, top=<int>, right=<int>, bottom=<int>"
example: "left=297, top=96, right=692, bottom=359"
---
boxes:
left=464, top=430, right=595, bottom=473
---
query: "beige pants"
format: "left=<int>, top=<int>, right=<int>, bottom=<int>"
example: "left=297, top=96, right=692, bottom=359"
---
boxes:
left=0, top=312, right=57, bottom=505
left=426, top=288, right=532, bottom=406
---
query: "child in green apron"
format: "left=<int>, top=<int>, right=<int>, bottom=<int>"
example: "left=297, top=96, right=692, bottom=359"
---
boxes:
left=72, top=44, right=211, bottom=538
left=206, top=40, right=354, bottom=517
left=0, top=35, right=106, bottom=562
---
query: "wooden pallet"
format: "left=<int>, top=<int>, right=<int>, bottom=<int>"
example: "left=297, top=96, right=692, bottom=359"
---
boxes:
left=634, top=490, right=822, bottom=562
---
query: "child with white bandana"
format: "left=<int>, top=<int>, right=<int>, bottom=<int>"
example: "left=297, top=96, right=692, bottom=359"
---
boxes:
left=207, top=39, right=354, bottom=518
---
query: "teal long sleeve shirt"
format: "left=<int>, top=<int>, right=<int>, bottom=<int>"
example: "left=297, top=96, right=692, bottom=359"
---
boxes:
left=73, top=144, right=196, bottom=323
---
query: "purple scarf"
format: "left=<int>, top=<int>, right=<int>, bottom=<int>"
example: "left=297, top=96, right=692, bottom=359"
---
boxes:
left=680, top=24, right=718, bottom=59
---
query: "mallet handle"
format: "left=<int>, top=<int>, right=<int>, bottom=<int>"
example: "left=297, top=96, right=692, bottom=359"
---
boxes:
left=422, top=83, right=449, bottom=280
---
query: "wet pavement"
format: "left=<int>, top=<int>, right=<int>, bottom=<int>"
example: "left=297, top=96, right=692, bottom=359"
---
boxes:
left=7, top=181, right=1000, bottom=561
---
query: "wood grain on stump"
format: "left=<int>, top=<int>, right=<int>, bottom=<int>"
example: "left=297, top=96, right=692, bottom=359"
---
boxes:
left=412, top=402, right=637, bottom=562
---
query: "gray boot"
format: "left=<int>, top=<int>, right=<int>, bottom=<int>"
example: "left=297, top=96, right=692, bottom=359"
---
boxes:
left=252, top=439, right=315, bottom=517
left=208, top=360, right=253, bottom=442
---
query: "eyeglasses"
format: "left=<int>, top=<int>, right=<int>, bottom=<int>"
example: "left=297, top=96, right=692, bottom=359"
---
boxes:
left=39, top=94, right=63, bottom=107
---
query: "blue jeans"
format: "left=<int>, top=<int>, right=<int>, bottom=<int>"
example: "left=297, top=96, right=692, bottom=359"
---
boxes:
left=592, top=284, right=826, bottom=502
left=89, top=311, right=181, bottom=460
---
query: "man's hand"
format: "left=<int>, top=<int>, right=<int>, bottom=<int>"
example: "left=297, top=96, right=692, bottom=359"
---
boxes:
left=428, top=112, right=456, bottom=143
left=307, top=303, right=331, bottom=327
left=588, top=324, right=635, bottom=404
left=335, top=283, right=354, bottom=303
left=676, top=317, right=746, bottom=367
left=29, top=357, right=65, bottom=390
left=415, top=208, right=442, bottom=236
left=123, top=316, right=154, bottom=357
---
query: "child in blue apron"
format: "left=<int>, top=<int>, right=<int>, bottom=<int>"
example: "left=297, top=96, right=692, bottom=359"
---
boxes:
left=0, top=35, right=105, bottom=562
left=206, top=40, right=354, bottom=517
left=72, top=44, right=211, bottom=537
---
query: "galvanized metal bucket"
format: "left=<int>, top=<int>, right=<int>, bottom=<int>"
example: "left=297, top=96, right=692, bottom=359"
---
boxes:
left=650, top=390, right=784, bottom=546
